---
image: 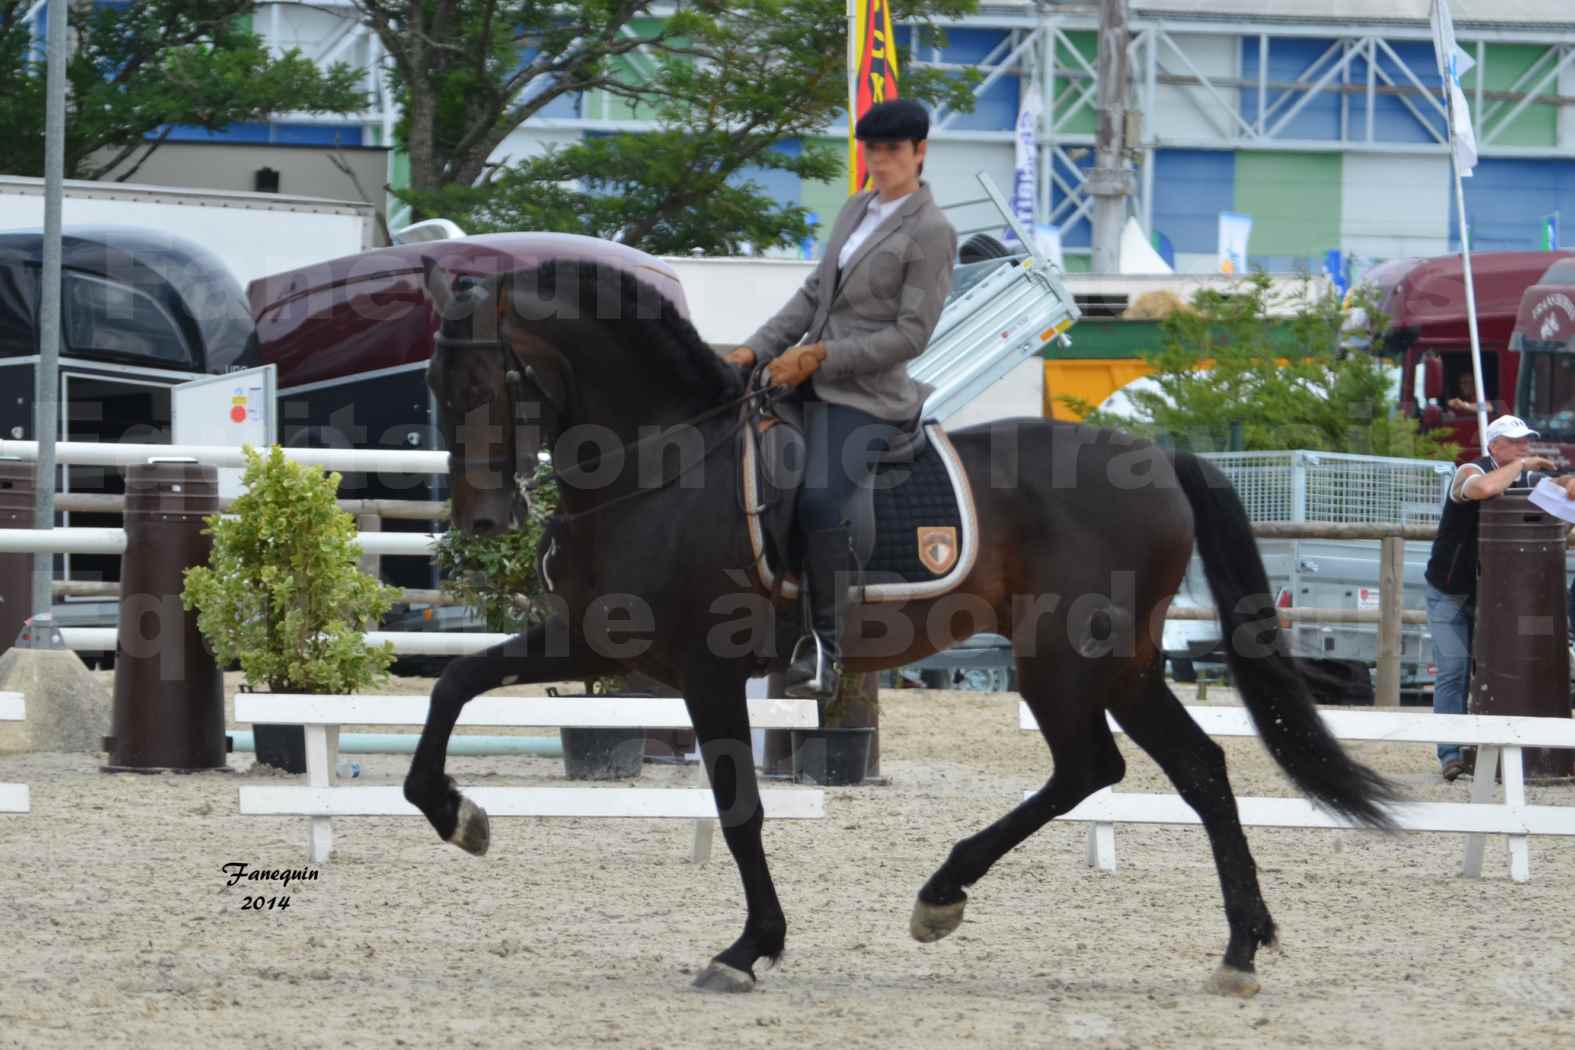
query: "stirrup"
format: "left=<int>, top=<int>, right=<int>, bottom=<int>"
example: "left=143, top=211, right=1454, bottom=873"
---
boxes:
left=786, top=633, right=839, bottom=698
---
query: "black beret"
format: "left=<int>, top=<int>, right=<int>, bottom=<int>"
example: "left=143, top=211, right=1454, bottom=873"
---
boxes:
left=855, top=99, right=929, bottom=142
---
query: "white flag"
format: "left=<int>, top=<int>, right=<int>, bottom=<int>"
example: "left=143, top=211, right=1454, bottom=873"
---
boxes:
left=1004, top=84, right=1043, bottom=244
left=1431, top=0, right=1478, bottom=177
left=1218, top=211, right=1252, bottom=275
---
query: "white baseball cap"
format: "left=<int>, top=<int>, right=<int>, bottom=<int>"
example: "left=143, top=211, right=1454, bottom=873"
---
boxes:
left=1484, top=415, right=1539, bottom=445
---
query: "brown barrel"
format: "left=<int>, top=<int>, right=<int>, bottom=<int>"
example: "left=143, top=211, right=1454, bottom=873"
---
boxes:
left=106, top=461, right=225, bottom=772
left=0, top=461, right=34, bottom=659
left=1470, top=489, right=1574, bottom=780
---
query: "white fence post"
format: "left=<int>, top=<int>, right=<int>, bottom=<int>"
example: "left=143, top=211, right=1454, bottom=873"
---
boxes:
left=0, top=692, right=30, bottom=814
left=235, top=695, right=823, bottom=863
left=1021, top=703, right=1575, bottom=882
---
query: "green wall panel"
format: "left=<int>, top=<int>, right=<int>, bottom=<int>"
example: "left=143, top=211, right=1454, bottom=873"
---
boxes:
left=1463, top=44, right=1559, bottom=149
left=585, top=18, right=667, bottom=122
left=1233, top=151, right=1342, bottom=258
left=799, top=137, right=854, bottom=256
left=1052, top=31, right=1097, bottom=137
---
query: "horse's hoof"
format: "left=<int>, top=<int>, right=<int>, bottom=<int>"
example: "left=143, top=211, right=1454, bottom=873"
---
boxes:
left=446, top=796, right=490, bottom=856
left=691, top=962, right=755, bottom=994
left=910, top=896, right=967, bottom=943
left=1208, top=965, right=1261, bottom=998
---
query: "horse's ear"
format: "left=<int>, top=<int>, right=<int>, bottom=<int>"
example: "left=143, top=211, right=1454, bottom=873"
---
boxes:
left=422, top=255, right=457, bottom=320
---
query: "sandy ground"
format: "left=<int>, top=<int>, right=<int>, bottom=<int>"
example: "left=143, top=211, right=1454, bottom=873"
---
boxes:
left=3, top=675, right=1575, bottom=1050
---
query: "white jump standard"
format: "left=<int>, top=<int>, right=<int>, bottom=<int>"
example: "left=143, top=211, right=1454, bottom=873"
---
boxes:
left=235, top=694, right=824, bottom=864
left=0, top=692, right=29, bottom=814
left=1022, top=703, right=1575, bottom=882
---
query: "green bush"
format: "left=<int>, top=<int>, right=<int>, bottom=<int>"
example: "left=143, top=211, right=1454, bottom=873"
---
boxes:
left=432, top=459, right=559, bottom=633
left=181, top=445, right=401, bottom=693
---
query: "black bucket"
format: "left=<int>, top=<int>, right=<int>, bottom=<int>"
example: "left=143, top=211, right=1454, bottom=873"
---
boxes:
left=254, top=723, right=307, bottom=773
left=790, top=727, right=874, bottom=786
left=560, top=727, right=646, bottom=780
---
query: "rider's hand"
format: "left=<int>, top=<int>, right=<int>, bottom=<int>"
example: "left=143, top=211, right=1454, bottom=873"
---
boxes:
left=725, top=346, right=757, bottom=369
left=1523, top=456, right=1558, bottom=473
left=765, top=343, right=827, bottom=389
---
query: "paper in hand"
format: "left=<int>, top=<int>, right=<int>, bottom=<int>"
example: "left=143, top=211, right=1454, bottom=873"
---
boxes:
left=1528, top=477, right=1575, bottom=524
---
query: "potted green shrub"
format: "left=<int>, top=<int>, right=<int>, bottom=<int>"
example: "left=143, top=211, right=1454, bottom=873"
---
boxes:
left=182, top=445, right=401, bottom=772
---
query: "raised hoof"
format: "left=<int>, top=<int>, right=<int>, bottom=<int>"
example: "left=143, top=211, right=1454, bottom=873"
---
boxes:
left=910, top=896, right=967, bottom=943
left=1208, top=965, right=1262, bottom=998
left=446, top=796, right=491, bottom=856
left=691, top=962, right=756, bottom=994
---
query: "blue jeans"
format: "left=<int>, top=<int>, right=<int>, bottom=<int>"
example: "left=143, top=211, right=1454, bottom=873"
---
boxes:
left=1425, top=583, right=1473, bottom=764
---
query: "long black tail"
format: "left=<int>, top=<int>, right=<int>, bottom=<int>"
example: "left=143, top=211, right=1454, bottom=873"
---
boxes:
left=1171, top=451, right=1400, bottom=829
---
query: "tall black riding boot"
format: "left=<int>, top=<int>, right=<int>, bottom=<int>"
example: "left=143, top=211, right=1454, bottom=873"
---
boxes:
left=784, top=525, right=858, bottom=703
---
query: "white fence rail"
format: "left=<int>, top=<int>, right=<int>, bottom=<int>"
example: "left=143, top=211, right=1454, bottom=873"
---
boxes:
left=1020, top=703, right=1575, bottom=882
left=236, top=694, right=824, bottom=864
left=0, top=440, right=448, bottom=474
left=0, top=692, right=29, bottom=814
left=0, top=528, right=437, bottom=558
left=54, top=628, right=516, bottom=656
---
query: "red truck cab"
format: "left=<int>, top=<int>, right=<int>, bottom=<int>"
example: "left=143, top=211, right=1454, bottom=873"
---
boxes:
left=1373, top=250, right=1575, bottom=463
left=1510, top=257, right=1575, bottom=464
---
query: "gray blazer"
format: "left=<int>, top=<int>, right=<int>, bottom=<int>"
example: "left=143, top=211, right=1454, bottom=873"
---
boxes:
left=744, top=182, right=957, bottom=423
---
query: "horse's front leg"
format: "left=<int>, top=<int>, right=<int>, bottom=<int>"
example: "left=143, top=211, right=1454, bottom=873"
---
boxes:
left=404, top=616, right=616, bottom=853
left=684, top=659, right=785, bottom=994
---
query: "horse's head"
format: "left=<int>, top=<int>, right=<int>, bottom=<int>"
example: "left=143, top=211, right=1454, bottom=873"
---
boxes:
left=424, top=258, right=569, bottom=537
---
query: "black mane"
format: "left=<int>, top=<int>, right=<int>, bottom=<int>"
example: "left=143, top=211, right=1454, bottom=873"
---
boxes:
left=498, top=258, right=744, bottom=406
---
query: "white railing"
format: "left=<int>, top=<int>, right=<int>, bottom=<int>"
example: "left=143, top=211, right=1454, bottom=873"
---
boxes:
left=235, top=694, right=824, bottom=864
left=54, top=629, right=515, bottom=656
left=0, top=528, right=438, bottom=558
left=0, top=692, right=29, bottom=814
left=1020, top=703, right=1575, bottom=883
left=0, top=440, right=448, bottom=474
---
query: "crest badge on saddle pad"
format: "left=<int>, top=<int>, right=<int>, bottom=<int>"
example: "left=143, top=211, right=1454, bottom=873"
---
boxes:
left=917, top=526, right=959, bottom=575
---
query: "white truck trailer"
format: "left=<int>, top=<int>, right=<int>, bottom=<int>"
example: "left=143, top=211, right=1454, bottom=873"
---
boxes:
left=0, top=175, right=376, bottom=289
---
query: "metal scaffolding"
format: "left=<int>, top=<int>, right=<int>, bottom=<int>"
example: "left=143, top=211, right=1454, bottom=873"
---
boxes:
left=914, top=8, right=1575, bottom=250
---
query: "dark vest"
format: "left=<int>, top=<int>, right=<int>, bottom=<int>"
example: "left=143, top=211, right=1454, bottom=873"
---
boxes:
left=1424, top=455, right=1529, bottom=598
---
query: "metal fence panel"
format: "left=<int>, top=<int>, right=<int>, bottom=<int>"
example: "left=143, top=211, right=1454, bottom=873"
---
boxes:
left=1200, top=450, right=1455, bottom=525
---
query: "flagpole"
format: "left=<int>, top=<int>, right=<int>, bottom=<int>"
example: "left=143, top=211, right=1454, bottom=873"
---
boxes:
left=1434, top=0, right=1489, bottom=452
left=847, top=0, right=858, bottom=195
left=1452, top=149, right=1490, bottom=453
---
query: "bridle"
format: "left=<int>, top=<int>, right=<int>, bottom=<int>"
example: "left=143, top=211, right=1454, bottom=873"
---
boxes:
left=433, top=330, right=782, bottom=527
left=433, top=332, right=553, bottom=514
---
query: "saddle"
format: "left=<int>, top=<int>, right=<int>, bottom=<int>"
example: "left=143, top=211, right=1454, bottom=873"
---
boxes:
left=739, top=392, right=979, bottom=605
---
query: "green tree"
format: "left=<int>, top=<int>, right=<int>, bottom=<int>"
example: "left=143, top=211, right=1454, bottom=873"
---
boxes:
left=0, top=1, right=365, bottom=181
left=371, top=0, right=980, bottom=252
left=1067, top=275, right=1460, bottom=462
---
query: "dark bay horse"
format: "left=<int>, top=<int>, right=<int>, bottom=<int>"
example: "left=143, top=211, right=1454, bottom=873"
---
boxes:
left=405, top=259, right=1397, bottom=997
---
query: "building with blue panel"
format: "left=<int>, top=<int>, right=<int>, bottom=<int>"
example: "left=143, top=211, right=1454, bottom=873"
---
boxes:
left=24, top=1, right=1575, bottom=273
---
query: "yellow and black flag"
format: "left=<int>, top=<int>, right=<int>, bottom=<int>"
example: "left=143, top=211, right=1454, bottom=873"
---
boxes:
left=848, top=0, right=900, bottom=194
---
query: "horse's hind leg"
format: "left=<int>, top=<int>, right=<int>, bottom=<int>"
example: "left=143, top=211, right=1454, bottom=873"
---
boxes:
left=911, top=658, right=1126, bottom=943
left=1106, top=666, right=1277, bottom=997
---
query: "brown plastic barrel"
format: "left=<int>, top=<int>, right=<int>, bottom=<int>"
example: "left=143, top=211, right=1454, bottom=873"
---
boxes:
left=0, top=461, right=34, bottom=659
left=106, top=461, right=225, bottom=772
left=1470, top=489, right=1574, bottom=780
left=0, top=459, right=37, bottom=658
